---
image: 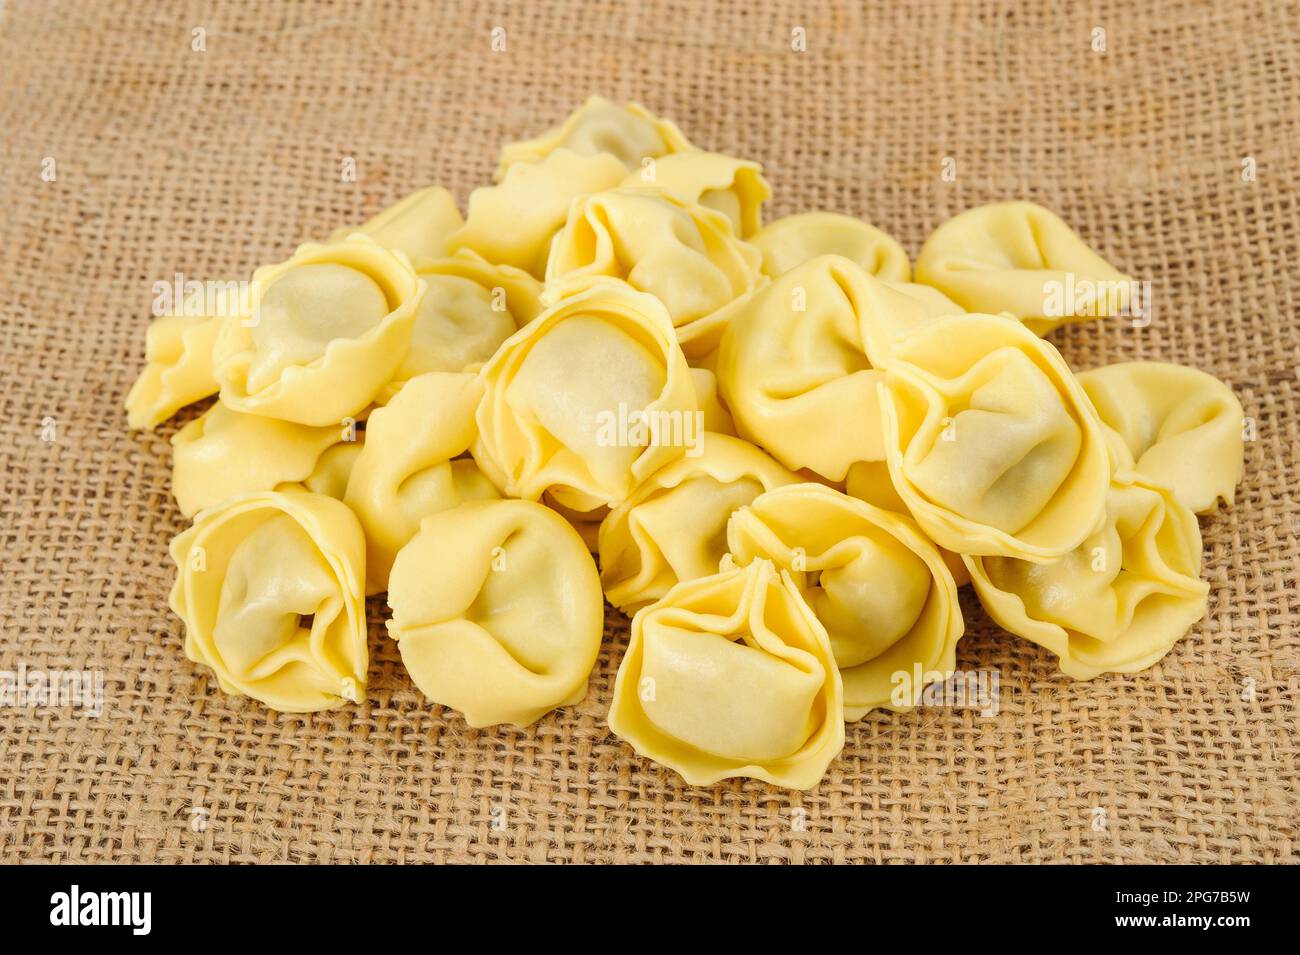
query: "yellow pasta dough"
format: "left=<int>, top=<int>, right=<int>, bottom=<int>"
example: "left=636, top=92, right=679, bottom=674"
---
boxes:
left=608, top=558, right=844, bottom=789
left=881, top=313, right=1111, bottom=561
left=619, top=151, right=771, bottom=237
left=915, top=201, right=1133, bottom=335
left=125, top=309, right=225, bottom=430
left=1076, top=361, right=1244, bottom=514
left=387, top=499, right=603, bottom=728
left=844, top=459, right=970, bottom=586
left=749, top=212, right=912, bottom=281
left=473, top=283, right=698, bottom=511
left=966, top=475, right=1209, bottom=679
left=689, top=367, right=736, bottom=436
left=168, top=489, right=368, bottom=712
left=544, top=189, right=764, bottom=359
left=449, top=148, right=627, bottom=278
left=717, top=254, right=963, bottom=481
left=329, top=186, right=463, bottom=265
left=598, top=433, right=798, bottom=613
left=496, top=94, right=695, bottom=177
left=344, top=372, right=500, bottom=594
left=214, top=234, right=423, bottom=426
left=382, top=251, right=541, bottom=397
left=171, top=402, right=355, bottom=518
left=299, top=440, right=364, bottom=501
left=727, top=483, right=963, bottom=719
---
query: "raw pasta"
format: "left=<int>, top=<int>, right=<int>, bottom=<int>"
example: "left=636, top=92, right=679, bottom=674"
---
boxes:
left=214, top=234, right=423, bottom=426
left=915, top=201, right=1132, bottom=335
left=966, top=476, right=1209, bottom=679
left=383, top=251, right=542, bottom=397
left=329, top=186, right=463, bottom=265
left=448, top=148, right=627, bottom=278
left=716, top=254, right=962, bottom=481
left=881, top=313, right=1111, bottom=560
left=1076, top=361, right=1244, bottom=514
left=608, top=558, right=844, bottom=789
left=844, top=459, right=970, bottom=586
left=472, top=283, right=698, bottom=511
left=749, top=212, right=911, bottom=281
left=496, top=94, right=695, bottom=177
left=125, top=309, right=225, bottom=430
left=727, top=483, right=963, bottom=719
left=344, top=372, right=500, bottom=594
left=544, top=188, right=764, bottom=359
left=387, top=499, right=603, bottom=728
left=168, top=489, right=368, bottom=712
left=171, top=402, right=354, bottom=518
left=619, top=151, right=771, bottom=237
left=598, top=433, right=798, bottom=613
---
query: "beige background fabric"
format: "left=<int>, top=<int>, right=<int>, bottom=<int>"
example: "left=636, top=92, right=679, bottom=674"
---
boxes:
left=1, top=0, right=1296, bottom=863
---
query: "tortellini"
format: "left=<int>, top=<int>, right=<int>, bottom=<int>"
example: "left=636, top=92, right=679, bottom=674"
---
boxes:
left=965, top=476, right=1209, bottom=679
left=717, top=254, right=962, bottom=481
left=1076, top=361, right=1244, bottom=514
left=749, top=212, right=911, bottom=281
left=329, top=186, right=463, bottom=265
left=915, top=201, right=1133, bottom=335
left=497, top=94, right=695, bottom=177
left=384, top=251, right=542, bottom=396
left=214, top=234, right=423, bottom=426
left=168, top=490, right=368, bottom=712
left=620, top=151, right=771, bottom=237
left=171, top=402, right=356, bottom=518
left=598, top=433, right=798, bottom=613
left=344, top=372, right=499, bottom=594
left=608, top=558, right=844, bottom=789
left=544, top=189, right=764, bottom=358
left=844, top=459, right=970, bottom=586
left=125, top=309, right=224, bottom=430
left=727, top=483, right=963, bottom=719
left=135, top=99, right=1230, bottom=790
left=473, top=283, right=698, bottom=511
left=387, top=499, right=603, bottom=728
left=881, top=313, right=1111, bottom=561
left=448, top=148, right=627, bottom=278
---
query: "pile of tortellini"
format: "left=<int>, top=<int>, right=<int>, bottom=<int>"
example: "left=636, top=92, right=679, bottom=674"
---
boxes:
left=128, top=96, right=1245, bottom=790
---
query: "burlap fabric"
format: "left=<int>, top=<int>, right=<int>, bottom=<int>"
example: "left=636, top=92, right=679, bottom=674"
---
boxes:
left=1, top=0, right=1296, bottom=864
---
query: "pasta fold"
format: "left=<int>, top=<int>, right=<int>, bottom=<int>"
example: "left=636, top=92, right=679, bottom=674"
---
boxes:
left=1076, top=362, right=1244, bottom=514
left=497, top=94, right=695, bottom=177
left=168, top=489, right=368, bottom=712
left=727, top=483, right=962, bottom=719
left=472, top=283, right=699, bottom=511
left=214, top=235, right=423, bottom=426
left=608, top=558, right=844, bottom=788
left=915, top=201, right=1132, bottom=335
left=387, top=499, right=603, bottom=728
left=171, top=402, right=355, bottom=518
left=125, top=308, right=225, bottom=430
left=448, top=148, right=627, bottom=278
left=717, top=255, right=962, bottom=480
left=544, top=189, right=764, bottom=359
left=966, top=476, right=1209, bottom=679
left=598, top=433, right=798, bottom=613
left=329, top=186, right=463, bottom=265
left=619, top=151, right=771, bottom=237
left=750, top=212, right=911, bottom=281
left=344, top=372, right=499, bottom=594
left=383, top=251, right=541, bottom=398
left=880, top=313, right=1111, bottom=560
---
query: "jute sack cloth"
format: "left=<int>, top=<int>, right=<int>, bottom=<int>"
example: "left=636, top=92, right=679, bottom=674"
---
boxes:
left=0, top=0, right=1295, bottom=863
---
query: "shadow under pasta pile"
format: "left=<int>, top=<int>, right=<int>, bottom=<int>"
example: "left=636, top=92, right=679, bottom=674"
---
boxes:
left=127, top=96, right=1245, bottom=790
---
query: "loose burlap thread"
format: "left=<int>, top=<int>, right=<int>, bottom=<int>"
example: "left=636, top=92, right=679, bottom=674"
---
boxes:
left=0, top=0, right=1296, bottom=863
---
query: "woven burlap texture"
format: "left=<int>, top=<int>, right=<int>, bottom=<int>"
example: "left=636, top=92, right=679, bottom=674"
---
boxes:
left=1, top=0, right=1296, bottom=864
